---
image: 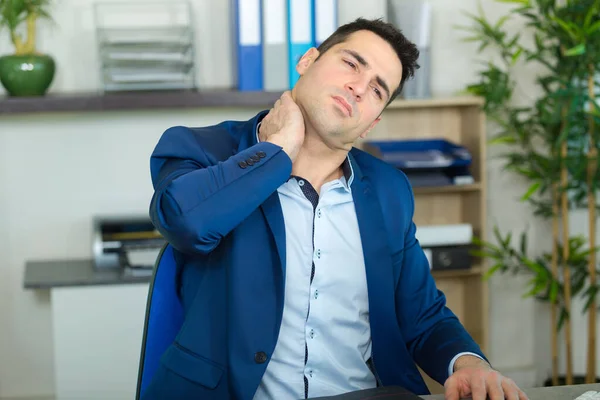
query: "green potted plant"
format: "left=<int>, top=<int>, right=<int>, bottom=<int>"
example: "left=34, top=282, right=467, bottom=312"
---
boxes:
left=0, top=0, right=55, bottom=96
left=456, top=0, right=600, bottom=386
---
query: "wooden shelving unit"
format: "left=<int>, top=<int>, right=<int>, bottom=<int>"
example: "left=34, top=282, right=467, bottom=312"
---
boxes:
left=357, top=95, right=488, bottom=394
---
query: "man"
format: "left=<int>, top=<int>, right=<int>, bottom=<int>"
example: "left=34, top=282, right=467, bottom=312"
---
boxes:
left=146, top=17, right=527, bottom=400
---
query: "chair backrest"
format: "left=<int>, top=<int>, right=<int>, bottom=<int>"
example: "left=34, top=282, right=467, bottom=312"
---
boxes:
left=135, top=243, right=185, bottom=399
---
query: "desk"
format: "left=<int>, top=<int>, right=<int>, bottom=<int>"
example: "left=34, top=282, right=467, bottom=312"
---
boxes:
left=421, top=383, right=600, bottom=399
left=24, top=259, right=151, bottom=400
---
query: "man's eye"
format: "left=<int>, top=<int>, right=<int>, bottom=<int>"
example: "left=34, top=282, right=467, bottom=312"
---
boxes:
left=373, top=87, right=382, bottom=99
left=344, top=60, right=356, bottom=69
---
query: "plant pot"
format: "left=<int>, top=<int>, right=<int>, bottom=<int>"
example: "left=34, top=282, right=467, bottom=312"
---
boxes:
left=0, top=54, right=55, bottom=96
left=544, top=375, right=600, bottom=386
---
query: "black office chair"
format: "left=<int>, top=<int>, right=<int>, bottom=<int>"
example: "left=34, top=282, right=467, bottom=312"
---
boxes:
left=135, top=243, right=185, bottom=400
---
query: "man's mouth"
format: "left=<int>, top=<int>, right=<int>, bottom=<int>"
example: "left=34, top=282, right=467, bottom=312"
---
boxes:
left=332, top=96, right=353, bottom=116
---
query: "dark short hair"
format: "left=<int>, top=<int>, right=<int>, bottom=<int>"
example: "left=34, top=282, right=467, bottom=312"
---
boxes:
left=316, top=17, right=420, bottom=105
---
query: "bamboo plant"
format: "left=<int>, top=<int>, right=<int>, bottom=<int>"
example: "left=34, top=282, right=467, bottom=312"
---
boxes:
left=457, top=0, right=600, bottom=385
left=0, top=0, right=52, bottom=55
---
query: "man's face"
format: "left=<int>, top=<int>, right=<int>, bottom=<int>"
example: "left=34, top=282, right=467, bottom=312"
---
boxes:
left=293, top=30, right=403, bottom=150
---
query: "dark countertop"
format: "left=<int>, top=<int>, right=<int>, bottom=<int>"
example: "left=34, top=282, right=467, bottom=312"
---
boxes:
left=23, top=259, right=152, bottom=289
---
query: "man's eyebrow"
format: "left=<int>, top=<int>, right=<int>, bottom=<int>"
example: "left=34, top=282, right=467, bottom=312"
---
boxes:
left=341, top=49, right=391, bottom=100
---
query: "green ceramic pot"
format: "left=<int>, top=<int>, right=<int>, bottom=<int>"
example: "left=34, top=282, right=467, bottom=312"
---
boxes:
left=0, top=54, right=56, bottom=96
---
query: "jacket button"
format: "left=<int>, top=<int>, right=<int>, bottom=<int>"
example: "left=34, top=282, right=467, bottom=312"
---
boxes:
left=250, top=155, right=260, bottom=163
left=257, top=151, right=266, bottom=158
left=238, top=161, right=248, bottom=169
left=246, top=159, right=255, bottom=166
left=254, top=351, right=267, bottom=364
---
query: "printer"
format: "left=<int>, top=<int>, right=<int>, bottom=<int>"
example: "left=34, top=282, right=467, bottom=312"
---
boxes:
left=92, top=215, right=166, bottom=269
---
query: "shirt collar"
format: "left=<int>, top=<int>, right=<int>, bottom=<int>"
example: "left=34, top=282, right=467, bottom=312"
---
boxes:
left=256, top=122, right=354, bottom=190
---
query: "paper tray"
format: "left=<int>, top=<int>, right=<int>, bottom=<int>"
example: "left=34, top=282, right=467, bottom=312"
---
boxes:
left=362, top=138, right=472, bottom=170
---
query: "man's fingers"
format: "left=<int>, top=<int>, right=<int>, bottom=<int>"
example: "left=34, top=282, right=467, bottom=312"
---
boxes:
left=501, top=378, right=519, bottom=400
left=470, top=374, right=487, bottom=400
left=486, top=372, right=504, bottom=400
left=280, top=91, right=292, bottom=102
left=519, top=388, right=529, bottom=400
left=443, top=377, right=460, bottom=400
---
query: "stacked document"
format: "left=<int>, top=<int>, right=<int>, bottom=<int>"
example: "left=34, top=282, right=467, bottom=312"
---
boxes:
left=94, top=1, right=197, bottom=92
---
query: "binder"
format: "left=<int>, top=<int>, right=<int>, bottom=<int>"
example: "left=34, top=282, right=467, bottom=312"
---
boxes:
left=312, top=0, right=337, bottom=48
left=262, top=0, right=289, bottom=91
left=287, top=0, right=314, bottom=87
left=232, top=0, right=263, bottom=91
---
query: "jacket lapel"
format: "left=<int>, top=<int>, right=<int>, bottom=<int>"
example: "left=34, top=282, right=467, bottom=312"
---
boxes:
left=350, top=160, right=397, bottom=354
left=260, top=193, right=287, bottom=276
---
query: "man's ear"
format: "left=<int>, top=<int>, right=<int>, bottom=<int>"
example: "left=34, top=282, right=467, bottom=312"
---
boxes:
left=360, top=117, right=381, bottom=139
left=296, top=48, right=320, bottom=76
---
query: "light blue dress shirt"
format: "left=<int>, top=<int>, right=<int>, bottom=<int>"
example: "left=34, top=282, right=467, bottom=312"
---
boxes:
left=252, top=125, right=480, bottom=399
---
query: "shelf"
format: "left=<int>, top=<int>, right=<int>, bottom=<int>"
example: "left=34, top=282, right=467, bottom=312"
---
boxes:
left=0, top=90, right=483, bottom=115
left=413, top=183, right=482, bottom=195
left=431, top=266, right=483, bottom=279
left=385, top=95, right=483, bottom=109
left=0, top=89, right=283, bottom=115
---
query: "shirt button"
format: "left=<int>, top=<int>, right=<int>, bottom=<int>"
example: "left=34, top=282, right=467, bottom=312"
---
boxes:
left=309, top=370, right=314, bottom=377
left=254, top=351, right=267, bottom=364
left=314, top=289, right=319, bottom=299
left=309, top=329, right=314, bottom=339
left=316, top=249, right=321, bottom=259
left=298, top=179, right=305, bottom=186
left=317, top=209, right=322, bottom=218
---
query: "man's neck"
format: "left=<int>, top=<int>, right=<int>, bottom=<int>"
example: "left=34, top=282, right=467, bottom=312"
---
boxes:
left=291, top=132, right=348, bottom=194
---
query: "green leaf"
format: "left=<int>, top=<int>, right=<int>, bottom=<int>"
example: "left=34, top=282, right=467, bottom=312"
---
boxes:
left=511, top=47, right=523, bottom=65
left=564, top=43, right=586, bottom=57
left=550, top=15, right=580, bottom=41
left=520, top=232, right=528, bottom=256
left=522, top=258, right=547, bottom=275
left=587, top=20, right=600, bottom=35
left=490, top=135, right=517, bottom=145
left=523, top=279, right=547, bottom=298
left=582, top=286, right=599, bottom=313
left=521, top=182, right=540, bottom=201
left=483, top=263, right=504, bottom=280
left=557, top=308, right=569, bottom=331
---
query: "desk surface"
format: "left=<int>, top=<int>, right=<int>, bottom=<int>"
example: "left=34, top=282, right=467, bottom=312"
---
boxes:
left=23, top=259, right=152, bottom=289
left=421, top=383, right=600, bottom=399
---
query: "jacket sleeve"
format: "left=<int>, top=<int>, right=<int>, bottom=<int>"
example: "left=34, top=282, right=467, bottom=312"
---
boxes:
left=149, top=125, right=292, bottom=255
left=394, top=173, right=488, bottom=384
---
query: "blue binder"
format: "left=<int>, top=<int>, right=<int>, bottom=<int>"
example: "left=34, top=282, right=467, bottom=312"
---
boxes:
left=312, top=0, right=337, bottom=48
left=287, top=0, right=314, bottom=87
left=232, top=0, right=263, bottom=91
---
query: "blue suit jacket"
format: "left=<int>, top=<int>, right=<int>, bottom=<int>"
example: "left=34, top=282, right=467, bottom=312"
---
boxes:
left=144, top=111, right=487, bottom=399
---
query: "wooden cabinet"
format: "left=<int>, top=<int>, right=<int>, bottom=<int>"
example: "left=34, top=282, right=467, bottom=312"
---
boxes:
left=357, top=96, right=489, bottom=394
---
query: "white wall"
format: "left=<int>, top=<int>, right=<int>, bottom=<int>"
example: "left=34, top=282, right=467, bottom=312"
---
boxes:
left=0, top=0, right=553, bottom=397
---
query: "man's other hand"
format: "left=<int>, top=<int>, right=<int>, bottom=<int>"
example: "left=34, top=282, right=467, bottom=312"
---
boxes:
left=444, top=355, right=528, bottom=400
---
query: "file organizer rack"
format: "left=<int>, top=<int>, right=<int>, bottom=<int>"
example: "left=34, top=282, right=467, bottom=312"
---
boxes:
left=93, top=1, right=197, bottom=92
left=357, top=96, right=488, bottom=395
